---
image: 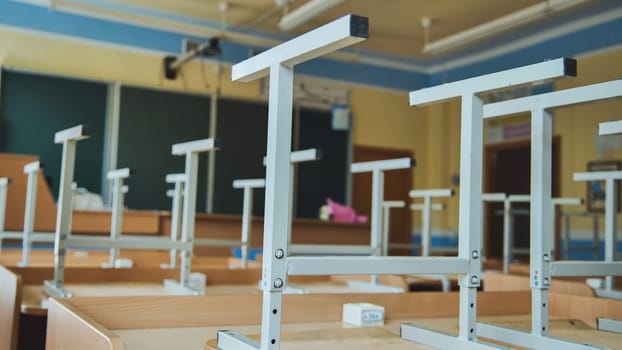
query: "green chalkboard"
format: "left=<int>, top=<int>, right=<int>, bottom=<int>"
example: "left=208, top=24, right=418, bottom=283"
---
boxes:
left=296, top=108, right=349, bottom=218
left=117, top=86, right=211, bottom=211
left=0, top=70, right=107, bottom=198
left=213, top=97, right=268, bottom=215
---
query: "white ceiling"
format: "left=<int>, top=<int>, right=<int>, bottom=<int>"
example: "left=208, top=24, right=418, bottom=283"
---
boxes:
left=106, top=0, right=598, bottom=59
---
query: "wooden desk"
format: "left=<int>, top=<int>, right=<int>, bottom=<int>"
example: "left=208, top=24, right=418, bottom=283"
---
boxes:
left=3, top=266, right=265, bottom=350
left=45, top=291, right=622, bottom=349
left=0, top=249, right=261, bottom=269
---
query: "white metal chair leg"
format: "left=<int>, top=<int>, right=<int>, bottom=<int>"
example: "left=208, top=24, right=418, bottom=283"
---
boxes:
left=162, top=173, right=185, bottom=269
left=233, top=179, right=265, bottom=269
left=0, top=177, right=10, bottom=253
left=44, top=125, right=91, bottom=298
left=20, top=162, right=41, bottom=266
left=478, top=75, right=622, bottom=348
left=102, top=168, right=131, bottom=268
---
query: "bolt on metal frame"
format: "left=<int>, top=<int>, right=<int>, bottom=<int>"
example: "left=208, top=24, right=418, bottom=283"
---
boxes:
left=476, top=78, right=622, bottom=349
left=217, top=14, right=369, bottom=350
left=43, top=125, right=218, bottom=297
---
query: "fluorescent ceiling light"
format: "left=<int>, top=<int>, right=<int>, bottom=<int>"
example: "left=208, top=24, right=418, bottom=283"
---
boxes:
left=423, top=0, right=590, bottom=55
left=278, top=0, right=343, bottom=32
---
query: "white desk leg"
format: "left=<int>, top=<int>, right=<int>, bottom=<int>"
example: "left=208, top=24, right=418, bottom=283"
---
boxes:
left=370, top=169, right=384, bottom=285
left=0, top=178, right=8, bottom=252
left=241, top=186, right=254, bottom=269
left=604, top=178, right=617, bottom=292
left=458, top=94, right=484, bottom=341
left=21, top=169, right=38, bottom=266
left=180, top=152, right=199, bottom=287
left=531, top=109, right=554, bottom=336
left=259, top=62, right=294, bottom=349
left=382, top=206, right=391, bottom=257
left=108, top=178, right=121, bottom=266
left=169, top=181, right=183, bottom=268
left=502, top=199, right=511, bottom=273
left=48, top=140, right=78, bottom=296
left=421, top=195, right=431, bottom=257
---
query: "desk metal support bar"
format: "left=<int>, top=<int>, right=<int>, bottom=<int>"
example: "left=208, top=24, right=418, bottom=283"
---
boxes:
left=261, top=149, right=321, bottom=256
left=218, top=14, right=368, bottom=350
left=381, top=200, right=406, bottom=256
left=599, top=120, right=622, bottom=136
left=104, top=168, right=131, bottom=267
left=477, top=74, right=622, bottom=350
left=287, top=149, right=321, bottom=248
left=405, top=58, right=574, bottom=349
left=530, top=108, right=553, bottom=337
left=288, top=256, right=468, bottom=275
left=44, top=132, right=216, bottom=297
left=21, top=162, right=40, bottom=266
left=233, top=179, right=266, bottom=269
left=598, top=318, right=622, bottom=334
left=1, top=164, right=56, bottom=264
left=0, top=177, right=9, bottom=251
left=163, top=173, right=185, bottom=269
left=173, top=138, right=219, bottom=288
left=45, top=125, right=90, bottom=298
left=477, top=323, right=605, bottom=350
left=352, top=158, right=414, bottom=286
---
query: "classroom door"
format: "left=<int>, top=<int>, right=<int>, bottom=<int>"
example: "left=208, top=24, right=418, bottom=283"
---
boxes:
left=351, top=145, right=413, bottom=256
left=484, top=138, right=560, bottom=260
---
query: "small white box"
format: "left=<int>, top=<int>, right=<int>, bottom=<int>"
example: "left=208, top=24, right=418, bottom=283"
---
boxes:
left=189, top=272, right=207, bottom=292
left=342, top=303, right=385, bottom=327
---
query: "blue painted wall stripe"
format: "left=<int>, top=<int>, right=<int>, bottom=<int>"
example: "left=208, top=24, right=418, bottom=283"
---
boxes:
left=1, top=1, right=622, bottom=90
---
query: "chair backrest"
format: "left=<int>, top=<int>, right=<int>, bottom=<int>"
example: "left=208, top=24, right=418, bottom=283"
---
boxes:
left=0, top=265, right=22, bottom=350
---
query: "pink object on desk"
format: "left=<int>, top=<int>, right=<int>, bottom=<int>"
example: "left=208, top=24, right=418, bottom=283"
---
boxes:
left=326, top=198, right=368, bottom=224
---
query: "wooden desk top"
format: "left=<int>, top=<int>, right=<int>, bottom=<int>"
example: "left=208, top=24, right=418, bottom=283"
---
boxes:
left=113, top=315, right=622, bottom=350
left=45, top=291, right=622, bottom=349
left=20, top=278, right=405, bottom=316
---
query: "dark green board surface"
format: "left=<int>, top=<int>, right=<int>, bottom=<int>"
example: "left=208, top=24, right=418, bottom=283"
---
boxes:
left=117, top=86, right=211, bottom=211
left=0, top=70, right=107, bottom=198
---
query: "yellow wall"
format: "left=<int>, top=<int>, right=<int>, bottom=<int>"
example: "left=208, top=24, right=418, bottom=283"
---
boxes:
left=0, top=27, right=260, bottom=99
left=554, top=49, right=622, bottom=232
